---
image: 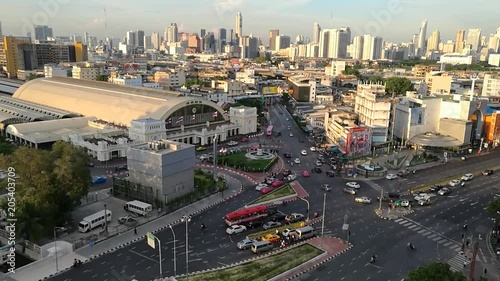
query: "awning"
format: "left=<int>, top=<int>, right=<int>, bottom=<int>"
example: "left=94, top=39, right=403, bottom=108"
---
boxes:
left=409, top=132, right=464, bottom=147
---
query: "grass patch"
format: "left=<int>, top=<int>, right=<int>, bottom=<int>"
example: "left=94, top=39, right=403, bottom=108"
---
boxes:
left=249, top=184, right=296, bottom=205
left=247, top=221, right=308, bottom=240
left=218, top=151, right=276, bottom=172
left=177, top=244, right=324, bottom=281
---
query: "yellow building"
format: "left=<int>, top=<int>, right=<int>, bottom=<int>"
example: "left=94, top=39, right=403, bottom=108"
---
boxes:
left=425, top=73, right=452, bottom=94
left=4, top=36, right=31, bottom=78
left=74, top=42, right=88, bottom=62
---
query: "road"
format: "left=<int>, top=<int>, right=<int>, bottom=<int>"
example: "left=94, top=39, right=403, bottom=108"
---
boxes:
left=50, top=104, right=500, bottom=281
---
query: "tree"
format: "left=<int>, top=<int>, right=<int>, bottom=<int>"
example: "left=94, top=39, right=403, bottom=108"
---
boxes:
left=368, top=76, right=384, bottom=84
left=406, top=262, right=467, bottom=281
left=96, top=74, right=109, bottom=81
left=15, top=201, right=45, bottom=241
left=25, top=73, right=41, bottom=81
left=232, top=98, right=262, bottom=113
left=254, top=57, right=268, bottom=64
left=343, top=67, right=361, bottom=79
left=282, top=92, right=290, bottom=105
left=385, top=77, right=414, bottom=96
left=486, top=198, right=500, bottom=214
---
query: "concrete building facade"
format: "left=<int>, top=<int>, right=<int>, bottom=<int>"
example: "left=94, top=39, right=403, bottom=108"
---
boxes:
left=355, top=83, right=391, bottom=143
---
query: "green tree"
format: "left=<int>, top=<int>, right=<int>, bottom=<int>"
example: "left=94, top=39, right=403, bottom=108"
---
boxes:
left=0, top=137, right=15, bottom=155
left=486, top=198, right=500, bottom=214
left=254, top=57, right=268, bottom=64
left=15, top=201, right=45, bottom=241
left=385, top=77, right=414, bottom=96
left=96, top=74, right=109, bottom=81
left=343, top=67, right=361, bottom=78
left=282, top=92, right=290, bottom=105
left=187, top=55, right=196, bottom=60
left=368, top=76, right=384, bottom=83
left=232, top=98, right=262, bottom=113
left=406, top=262, right=467, bottom=281
left=25, top=73, right=41, bottom=81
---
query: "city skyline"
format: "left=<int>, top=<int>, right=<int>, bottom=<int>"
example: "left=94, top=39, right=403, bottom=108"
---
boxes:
left=1, top=0, right=499, bottom=44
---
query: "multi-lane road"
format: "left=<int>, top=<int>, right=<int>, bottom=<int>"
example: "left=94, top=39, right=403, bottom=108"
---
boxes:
left=50, top=104, right=500, bottom=281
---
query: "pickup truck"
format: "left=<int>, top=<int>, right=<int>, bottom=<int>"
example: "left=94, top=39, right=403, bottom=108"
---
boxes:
left=285, top=213, right=305, bottom=223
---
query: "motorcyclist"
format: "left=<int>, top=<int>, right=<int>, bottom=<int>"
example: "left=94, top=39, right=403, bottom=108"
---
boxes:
left=407, top=242, right=414, bottom=250
left=201, top=223, right=206, bottom=229
left=370, top=255, right=376, bottom=263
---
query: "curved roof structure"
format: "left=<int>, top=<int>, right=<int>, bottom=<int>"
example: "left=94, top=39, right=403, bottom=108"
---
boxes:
left=13, top=77, right=226, bottom=126
left=408, top=132, right=463, bottom=147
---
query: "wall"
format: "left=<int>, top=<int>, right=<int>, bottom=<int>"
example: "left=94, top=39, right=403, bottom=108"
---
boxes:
left=438, top=118, right=472, bottom=144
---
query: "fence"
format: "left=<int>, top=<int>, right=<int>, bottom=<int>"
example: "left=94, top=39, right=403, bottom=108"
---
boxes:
left=0, top=229, right=42, bottom=260
left=80, top=189, right=111, bottom=206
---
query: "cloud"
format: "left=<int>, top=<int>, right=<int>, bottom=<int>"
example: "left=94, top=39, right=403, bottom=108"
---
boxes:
left=213, top=0, right=244, bottom=21
left=87, top=17, right=105, bottom=28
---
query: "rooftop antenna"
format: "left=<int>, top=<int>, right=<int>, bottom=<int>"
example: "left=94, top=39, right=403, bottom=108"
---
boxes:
left=104, top=8, right=109, bottom=52
left=330, top=12, right=333, bottom=28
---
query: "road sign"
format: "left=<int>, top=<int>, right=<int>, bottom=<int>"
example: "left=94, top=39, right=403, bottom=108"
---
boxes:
left=342, top=224, right=349, bottom=231
left=147, top=232, right=156, bottom=249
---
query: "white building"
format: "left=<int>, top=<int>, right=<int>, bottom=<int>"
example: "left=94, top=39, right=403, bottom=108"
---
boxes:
left=118, top=42, right=134, bottom=55
left=113, top=74, right=142, bottom=86
left=362, top=35, right=383, bottom=60
left=482, top=74, right=500, bottom=96
left=44, top=64, right=69, bottom=78
left=439, top=54, right=475, bottom=65
left=355, top=82, right=391, bottom=143
left=228, top=106, right=258, bottom=134
left=154, top=68, right=186, bottom=89
left=325, top=61, right=346, bottom=77
left=275, top=35, right=291, bottom=50
left=72, top=64, right=101, bottom=80
left=488, top=54, right=500, bottom=67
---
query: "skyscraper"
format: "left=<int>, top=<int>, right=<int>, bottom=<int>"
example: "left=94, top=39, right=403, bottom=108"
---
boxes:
left=34, top=25, right=53, bottom=41
left=417, top=20, right=428, bottom=54
left=455, top=30, right=465, bottom=53
left=487, top=34, right=499, bottom=53
left=218, top=28, right=227, bottom=41
left=313, top=22, right=321, bottom=44
left=200, top=29, right=206, bottom=38
left=144, top=35, right=152, bottom=49
left=318, top=28, right=350, bottom=59
left=0, top=21, right=3, bottom=39
left=269, top=30, right=279, bottom=51
left=235, top=12, right=242, bottom=38
left=151, top=32, right=161, bottom=50
left=167, top=23, right=178, bottom=43
left=362, top=34, right=383, bottom=60
left=352, top=36, right=364, bottom=60
left=275, top=35, right=291, bottom=50
left=136, top=30, right=145, bottom=48
left=126, top=31, right=136, bottom=46
left=427, top=29, right=440, bottom=51
left=466, top=28, right=482, bottom=52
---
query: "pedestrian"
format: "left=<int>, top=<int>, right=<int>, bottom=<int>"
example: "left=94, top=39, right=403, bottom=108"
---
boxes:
left=463, top=261, right=467, bottom=268
left=134, top=227, right=137, bottom=235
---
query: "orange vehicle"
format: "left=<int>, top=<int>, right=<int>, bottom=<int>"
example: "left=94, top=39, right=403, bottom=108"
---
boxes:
left=261, top=234, right=280, bottom=243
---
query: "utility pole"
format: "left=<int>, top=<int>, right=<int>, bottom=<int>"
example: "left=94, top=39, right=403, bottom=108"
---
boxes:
left=321, top=193, right=326, bottom=236
left=378, top=188, right=384, bottom=212
left=213, top=134, right=217, bottom=181
left=469, top=241, right=479, bottom=280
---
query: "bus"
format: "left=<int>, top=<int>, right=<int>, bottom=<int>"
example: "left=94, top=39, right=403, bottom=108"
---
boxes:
left=78, top=210, right=112, bottom=233
left=266, top=125, right=274, bottom=136
left=125, top=200, right=153, bottom=216
left=224, top=205, right=274, bottom=226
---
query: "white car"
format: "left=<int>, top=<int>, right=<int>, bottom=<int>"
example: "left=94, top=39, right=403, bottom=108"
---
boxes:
left=227, top=141, right=238, bottom=146
left=289, top=133, right=294, bottom=137
left=226, top=225, right=247, bottom=235
left=386, top=174, right=398, bottom=180
left=310, top=146, right=317, bottom=152
left=301, top=150, right=307, bottom=155
left=316, top=161, right=323, bottom=166
left=346, top=182, right=360, bottom=189
left=255, top=183, right=268, bottom=191
left=355, top=196, right=372, bottom=204
left=219, top=148, right=227, bottom=153
left=282, top=228, right=297, bottom=237
left=449, top=180, right=461, bottom=187
left=286, top=174, right=297, bottom=181
left=438, top=187, right=451, bottom=196
left=461, top=174, right=473, bottom=181
left=413, top=193, right=429, bottom=201
left=294, top=158, right=301, bottom=164
left=321, top=184, right=332, bottom=191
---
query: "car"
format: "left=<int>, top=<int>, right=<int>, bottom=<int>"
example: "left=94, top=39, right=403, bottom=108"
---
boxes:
left=391, top=200, right=411, bottom=207
left=286, top=118, right=290, bottom=121
left=418, top=198, right=434, bottom=206
left=286, top=174, right=297, bottom=181
left=355, top=196, right=372, bottom=204
left=289, top=133, right=294, bottom=137
left=429, top=184, right=444, bottom=193
left=483, top=169, right=494, bottom=176
left=310, top=146, right=317, bottom=152
left=236, top=238, right=258, bottom=250
left=255, top=183, right=268, bottom=191
left=260, top=187, right=274, bottom=194
left=282, top=169, right=292, bottom=176
left=386, top=174, right=398, bottom=180
left=287, top=126, right=291, bottom=130
left=326, top=171, right=335, bottom=177
left=301, top=170, right=310, bottom=177
left=269, top=212, right=287, bottom=222
left=461, top=174, right=474, bottom=181
left=92, top=177, right=106, bottom=184
left=316, top=161, right=322, bottom=166
left=312, top=167, right=322, bottom=173
left=263, top=221, right=282, bottom=230
left=413, top=193, right=431, bottom=201
left=294, top=158, right=301, bottom=164
left=265, top=177, right=277, bottom=184
left=219, top=148, right=228, bottom=153
left=438, top=187, right=451, bottom=196
left=461, top=156, right=468, bottom=161
left=282, top=228, right=297, bottom=237
left=227, top=141, right=238, bottom=146
left=261, top=234, right=281, bottom=243
left=279, top=111, right=283, bottom=115
left=285, top=213, right=305, bottom=223
left=299, top=138, right=305, bottom=143
left=196, top=146, right=207, bottom=151
left=272, top=180, right=285, bottom=187
left=240, top=137, right=250, bottom=142
left=346, top=182, right=360, bottom=189
left=283, top=152, right=292, bottom=158
left=275, top=132, right=282, bottom=137
left=321, top=184, right=332, bottom=192
left=301, top=150, right=307, bottom=155
left=226, top=225, right=247, bottom=235
left=449, top=179, right=461, bottom=187
left=343, top=187, right=357, bottom=195
left=245, top=220, right=264, bottom=228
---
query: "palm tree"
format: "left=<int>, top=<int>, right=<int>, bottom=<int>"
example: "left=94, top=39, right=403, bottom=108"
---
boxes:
left=16, top=201, right=45, bottom=242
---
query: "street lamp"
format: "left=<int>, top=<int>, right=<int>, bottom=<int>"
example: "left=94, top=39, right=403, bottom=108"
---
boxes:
left=169, top=225, right=177, bottom=277
left=53, top=226, right=66, bottom=272
left=212, top=134, right=218, bottom=181
left=181, top=215, right=191, bottom=280
left=321, top=193, right=326, bottom=236
left=299, top=197, right=310, bottom=221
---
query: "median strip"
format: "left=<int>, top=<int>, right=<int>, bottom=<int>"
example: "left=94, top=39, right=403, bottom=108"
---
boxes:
left=249, top=184, right=296, bottom=205
left=246, top=221, right=308, bottom=240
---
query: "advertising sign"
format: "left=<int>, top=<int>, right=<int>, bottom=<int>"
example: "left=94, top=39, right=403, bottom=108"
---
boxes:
left=347, top=127, right=372, bottom=157
left=410, top=107, right=425, bottom=125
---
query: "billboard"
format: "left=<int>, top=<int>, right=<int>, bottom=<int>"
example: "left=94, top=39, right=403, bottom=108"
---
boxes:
left=262, top=86, right=279, bottom=95
left=347, top=127, right=372, bottom=157
left=486, top=112, right=500, bottom=141
left=410, top=107, right=425, bottom=125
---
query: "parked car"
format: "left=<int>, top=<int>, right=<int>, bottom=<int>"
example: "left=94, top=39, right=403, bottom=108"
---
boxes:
left=282, top=228, right=297, bottom=237
left=261, top=234, right=280, bottom=243
left=301, top=150, right=307, bottom=155
left=461, top=174, right=474, bottom=181
left=429, top=184, right=444, bottom=193
left=92, top=177, right=106, bottom=184
left=285, top=213, right=305, bottom=223
left=227, top=141, right=238, bottom=146
left=483, top=169, right=494, bottom=176
left=269, top=212, right=287, bottom=222
left=260, top=187, right=274, bottom=194
left=355, top=196, right=371, bottom=204
left=226, top=225, right=247, bottom=235
left=245, top=220, right=264, bottom=229
left=438, top=187, right=451, bottom=196
left=237, top=239, right=258, bottom=250
left=321, top=184, right=332, bottom=192
left=310, top=146, right=317, bottom=152
left=272, top=180, right=285, bottom=187
left=391, top=200, right=411, bottom=207
left=449, top=180, right=461, bottom=187
left=386, top=174, right=398, bottom=180
left=316, top=161, right=323, bottom=166
left=263, top=221, right=282, bottom=230
left=312, top=167, right=322, bottom=173
left=294, top=158, right=301, bottom=164
left=343, top=187, right=357, bottom=195
left=255, top=183, right=268, bottom=191
left=346, top=182, right=360, bottom=189
left=118, top=216, right=138, bottom=226
left=326, top=171, right=335, bottom=177
left=283, top=152, right=292, bottom=158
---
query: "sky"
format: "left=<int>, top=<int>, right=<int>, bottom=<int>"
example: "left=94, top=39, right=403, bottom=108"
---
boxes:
left=1, top=0, right=499, bottom=43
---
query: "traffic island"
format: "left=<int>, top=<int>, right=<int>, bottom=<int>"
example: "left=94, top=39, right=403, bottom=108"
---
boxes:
left=247, top=184, right=297, bottom=206
left=375, top=207, right=414, bottom=220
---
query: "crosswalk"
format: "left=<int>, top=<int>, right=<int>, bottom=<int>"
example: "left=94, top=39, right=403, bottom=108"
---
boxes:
left=448, top=254, right=470, bottom=272
left=366, top=181, right=383, bottom=192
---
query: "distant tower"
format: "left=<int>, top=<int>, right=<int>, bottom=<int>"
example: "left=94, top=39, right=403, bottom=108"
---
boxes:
left=235, top=12, right=242, bottom=38
left=0, top=21, right=3, bottom=40
left=313, top=22, right=321, bottom=44
left=417, top=19, right=428, bottom=53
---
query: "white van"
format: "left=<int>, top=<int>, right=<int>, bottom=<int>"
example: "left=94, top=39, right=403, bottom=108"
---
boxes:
left=251, top=241, right=273, bottom=254
left=296, top=226, right=316, bottom=240
left=125, top=200, right=153, bottom=216
left=78, top=210, right=112, bottom=233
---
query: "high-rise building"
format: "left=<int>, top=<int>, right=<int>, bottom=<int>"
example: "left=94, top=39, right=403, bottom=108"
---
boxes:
left=34, top=25, right=53, bottom=41
left=188, top=34, right=201, bottom=53
left=427, top=29, right=440, bottom=51
left=218, top=28, right=227, bottom=41
left=74, top=42, right=88, bottom=62
left=83, top=32, right=90, bottom=45
left=200, top=29, right=206, bottom=38
left=296, top=35, right=305, bottom=44
left=362, top=34, right=383, bottom=60
left=313, top=22, right=321, bottom=44
left=466, top=28, right=482, bottom=52
left=144, top=35, right=152, bottom=49
left=352, top=36, right=364, bottom=60
left=318, top=28, right=351, bottom=59
left=203, top=32, right=216, bottom=53
left=488, top=34, right=500, bottom=53
left=417, top=20, right=428, bottom=50
left=235, top=12, right=242, bottom=38
left=455, top=30, right=465, bottom=54
left=275, top=35, right=291, bottom=50
left=240, top=36, right=259, bottom=59
left=151, top=32, right=161, bottom=50
left=481, top=36, right=487, bottom=47
left=136, top=30, right=145, bottom=48
left=126, top=31, right=136, bottom=46
left=167, top=23, right=178, bottom=43
left=0, top=21, right=2, bottom=40
left=269, top=29, right=279, bottom=51
left=3, top=36, right=32, bottom=78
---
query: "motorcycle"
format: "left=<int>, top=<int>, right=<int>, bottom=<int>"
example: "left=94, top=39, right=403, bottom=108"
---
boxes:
left=369, top=255, right=377, bottom=263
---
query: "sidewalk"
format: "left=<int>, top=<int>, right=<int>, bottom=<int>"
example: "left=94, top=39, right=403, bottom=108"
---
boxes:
left=6, top=172, right=245, bottom=281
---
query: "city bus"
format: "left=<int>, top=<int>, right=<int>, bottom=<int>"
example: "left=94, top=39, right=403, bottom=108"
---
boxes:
left=224, top=205, right=274, bottom=226
left=125, top=200, right=153, bottom=216
left=78, top=210, right=112, bottom=233
left=266, top=125, right=274, bottom=136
